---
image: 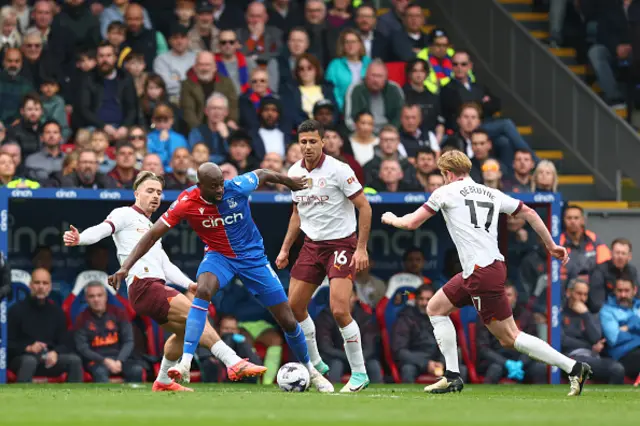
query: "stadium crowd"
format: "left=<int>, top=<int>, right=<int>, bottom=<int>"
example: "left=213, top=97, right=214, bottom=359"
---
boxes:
left=1, top=0, right=640, bottom=386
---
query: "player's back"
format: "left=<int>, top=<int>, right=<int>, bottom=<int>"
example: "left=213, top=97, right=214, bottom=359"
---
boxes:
left=426, top=177, right=521, bottom=278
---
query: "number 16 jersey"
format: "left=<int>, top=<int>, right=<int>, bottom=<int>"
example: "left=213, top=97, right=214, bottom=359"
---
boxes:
left=423, top=177, right=523, bottom=279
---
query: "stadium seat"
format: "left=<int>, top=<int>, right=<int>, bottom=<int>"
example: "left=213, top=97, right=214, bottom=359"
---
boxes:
left=385, top=62, right=407, bottom=87
left=467, top=322, right=512, bottom=385
left=308, top=278, right=330, bottom=320
left=8, top=269, right=31, bottom=308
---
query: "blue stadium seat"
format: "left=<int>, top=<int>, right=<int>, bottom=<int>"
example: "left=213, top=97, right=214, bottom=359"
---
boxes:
left=8, top=269, right=31, bottom=308
left=308, top=278, right=330, bottom=320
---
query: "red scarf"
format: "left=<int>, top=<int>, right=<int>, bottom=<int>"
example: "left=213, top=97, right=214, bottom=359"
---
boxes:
left=247, top=89, right=273, bottom=110
left=214, top=52, right=250, bottom=94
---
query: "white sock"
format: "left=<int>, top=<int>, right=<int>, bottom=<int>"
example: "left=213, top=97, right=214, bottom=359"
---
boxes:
left=181, top=353, right=194, bottom=366
left=340, top=320, right=366, bottom=375
left=299, top=315, right=323, bottom=366
left=514, top=332, right=576, bottom=374
left=429, top=316, right=460, bottom=374
left=157, top=356, right=177, bottom=384
left=304, top=361, right=315, bottom=373
left=211, top=340, right=243, bottom=367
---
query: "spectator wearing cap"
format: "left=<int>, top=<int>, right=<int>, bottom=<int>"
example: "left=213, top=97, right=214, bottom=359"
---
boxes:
left=164, top=147, right=195, bottom=190
left=7, top=92, right=42, bottom=158
left=180, top=50, right=238, bottom=131
left=377, top=0, right=409, bottom=38
left=39, top=76, right=70, bottom=141
left=312, top=99, right=340, bottom=131
left=303, top=0, right=339, bottom=68
left=403, top=59, right=444, bottom=139
left=353, top=3, right=391, bottom=62
left=321, top=126, right=365, bottom=185
left=280, top=53, right=337, bottom=127
left=236, top=2, right=283, bottom=63
left=239, top=68, right=275, bottom=134
left=267, top=0, right=304, bottom=37
left=100, top=0, right=152, bottom=39
left=0, top=48, right=34, bottom=125
left=589, top=238, right=639, bottom=313
left=502, top=149, right=535, bottom=193
left=75, top=42, right=137, bottom=139
left=562, top=278, right=626, bottom=384
left=275, top=27, right=311, bottom=89
left=399, top=104, right=440, bottom=160
left=107, top=141, right=139, bottom=189
left=215, top=29, right=259, bottom=96
left=225, top=130, right=260, bottom=175
left=0, top=152, right=40, bottom=188
left=188, top=0, right=219, bottom=52
left=417, top=28, right=455, bottom=88
left=390, top=2, right=430, bottom=62
left=211, top=0, right=245, bottom=31
left=24, top=120, right=64, bottom=182
left=326, top=28, right=371, bottom=112
left=188, top=92, right=231, bottom=164
left=60, top=149, right=117, bottom=189
left=147, top=103, right=188, bottom=171
left=153, top=23, right=197, bottom=104
left=344, top=59, right=404, bottom=134
left=250, top=96, right=290, bottom=161
left=121, top=3, right=168, bottom=69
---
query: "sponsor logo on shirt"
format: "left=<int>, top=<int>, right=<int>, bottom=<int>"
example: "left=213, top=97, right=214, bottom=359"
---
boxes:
left=202, top=213, right=244, bottom=228
left=294, top=195, right=330, bottom=206
left=227, top=198, right=238, bottom=209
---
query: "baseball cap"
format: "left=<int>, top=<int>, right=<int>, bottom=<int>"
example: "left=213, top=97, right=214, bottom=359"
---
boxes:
left=259, top=96, right=282, bottom=112
left=430, top=27, right=448, bottom=43
left=312, top=99, right=335, bottom=115
left=196, top=0, right=214, bottom=13
left=170, top=23, right=189, bottom=37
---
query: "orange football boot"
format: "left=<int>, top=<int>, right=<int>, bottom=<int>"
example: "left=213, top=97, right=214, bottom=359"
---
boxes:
left=227, top=359, right=267, bottom=381
left=152, top=381, right=194, bottom=392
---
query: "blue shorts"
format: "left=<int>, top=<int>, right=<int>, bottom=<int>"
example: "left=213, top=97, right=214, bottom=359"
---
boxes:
left=196, top=251, right=288, bottom=307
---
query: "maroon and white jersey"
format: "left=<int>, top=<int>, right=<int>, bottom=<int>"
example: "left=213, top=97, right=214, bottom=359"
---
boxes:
left=288, top=154, right=363, bottom=242
left=424, top=177, right=523, bottom=278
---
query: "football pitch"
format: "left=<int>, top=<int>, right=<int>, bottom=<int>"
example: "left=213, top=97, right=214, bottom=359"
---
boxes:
left=0, top=384, right=637, bottom=426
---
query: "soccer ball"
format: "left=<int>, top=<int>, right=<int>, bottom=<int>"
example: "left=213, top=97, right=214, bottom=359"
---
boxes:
left=276, top=362, right=310, bottom=392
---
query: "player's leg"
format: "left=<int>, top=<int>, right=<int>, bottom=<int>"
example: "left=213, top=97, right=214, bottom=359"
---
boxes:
left=241, top=264, right=334, bottom=392
left=423, top=275, right=467, bottom=393
left=329, top=277, right=369, bottom=393
left=289, top=241, right=330, bottom=374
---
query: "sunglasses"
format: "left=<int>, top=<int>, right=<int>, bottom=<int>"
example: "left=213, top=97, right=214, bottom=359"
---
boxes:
left=25, top=43, right=42, bottom=48
left=452, top=62, right=469, bottom=67
left=220, top=39, right=236, bottom=45
left=482, top=163, right=500, bottom=172
left=252, top=78, right=266, bottom=84
left=129, top=135, right=145, bottom=140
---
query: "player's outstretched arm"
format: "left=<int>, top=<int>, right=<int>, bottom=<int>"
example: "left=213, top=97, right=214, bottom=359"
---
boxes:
left=276, top=204, right=302, bottom=269
left=160, top=250, right=194, bottom=291
left=515, top=204, right=569, bottom=265
left=63, top=223, right=112, bottom=247
left=108, top=220, right=170, bottom=289
left=381, top=205, right=434, bottom=230
left=351, top=193, right=372, bottom=272
left=253, top=168, right=308, bottom=191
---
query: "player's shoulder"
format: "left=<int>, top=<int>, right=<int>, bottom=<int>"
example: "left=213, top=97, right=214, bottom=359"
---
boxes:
left=324, top=155, right=350, bottom=172
left=287, top=160, right=305, bottom=175
left=107, top=206, right=134, bottom=221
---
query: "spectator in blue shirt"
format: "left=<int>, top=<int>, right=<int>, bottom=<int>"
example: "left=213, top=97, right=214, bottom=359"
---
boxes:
left=147, top=103, right=188, bottom=172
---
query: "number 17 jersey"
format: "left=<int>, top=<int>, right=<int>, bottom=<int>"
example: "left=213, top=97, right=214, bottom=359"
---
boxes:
left=423, top=177, right=523, bottom=279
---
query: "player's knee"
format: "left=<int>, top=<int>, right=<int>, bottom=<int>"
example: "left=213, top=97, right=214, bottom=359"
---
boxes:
left=330, top=304, right=352, bottom=327
left=195, top=280, right=216, bottom=301
left=497, top=332, right=517, bottom=349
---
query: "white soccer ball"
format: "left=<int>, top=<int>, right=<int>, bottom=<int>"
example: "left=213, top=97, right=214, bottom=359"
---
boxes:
left=276, top=362, right=310, bottom=392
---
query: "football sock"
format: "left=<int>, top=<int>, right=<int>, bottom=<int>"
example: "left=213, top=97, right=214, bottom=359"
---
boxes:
left=284, top=323, right=311, bottom=365
left=156, top=356, right=177, bottom=384
left=299, top=315, right=322, bottom=366
left=262, top=346, right=282, bottom=385
left=514, top=332, right=576, bottom=374
left=210, top=341, right=242, bottom=367
left=429, top=315, right=460, bottom=374
left=182, top=297, right=209, bottom=366
left=340, top=320, right=367, bottom=375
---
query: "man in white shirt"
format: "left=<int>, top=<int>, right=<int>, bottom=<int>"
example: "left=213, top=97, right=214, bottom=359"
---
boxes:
left=276, top=120, right=373, bottom=393
left=63, top=171, right=265, bottom=391
left=382, top=150, right=593, bottom=396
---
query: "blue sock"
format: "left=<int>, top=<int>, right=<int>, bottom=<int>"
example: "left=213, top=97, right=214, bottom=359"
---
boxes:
left=284, top=323, right=310, bottom=365
left=182, top=297, right=209, bottom=363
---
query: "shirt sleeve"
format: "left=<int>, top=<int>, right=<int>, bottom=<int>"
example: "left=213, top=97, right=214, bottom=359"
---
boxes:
left=231, top=172, right=260, bottom=197
left=424, top=186, right=445, bottom=214
left=337, top=163, right=363, bottom=199
left=78, top=222, right=114, bottom=246
left=498, top=191, right=523, bottom=216
left=104, top=208, right=129, bottom=234
left=161, top=193, right=189, bottom=228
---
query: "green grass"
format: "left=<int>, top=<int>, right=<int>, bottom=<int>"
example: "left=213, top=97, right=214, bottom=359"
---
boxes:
left=0, top=384, right=637, bottom=426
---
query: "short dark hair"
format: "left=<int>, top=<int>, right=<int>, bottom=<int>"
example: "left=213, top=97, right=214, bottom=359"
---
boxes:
left=21, top=92, right=41, bottom=109
left=453, top=49, right=473, bottom=61
left=514, top=148, right=532, bottom=159
left=402, top=247, right=423, bottom=262
left=415, top=283, right=434, bottom=297
left=616, top=275, right=636, bottom=287
left=564, top=204, right=584, bottom=216
left=427, top=171, right=444, bottom=181
left=356, top=2, right=377, bottom=15
left=76, top=48, right=96, bottom=61
left=459, top=102, right=482, bottom=118
left=40, top=119, right=61, bottom=134
left=107, top=21, right=126, bottom=33
left=354, top=110, right=373, bottom=124
left=404, top=57, right=430, bottom=79
left=416, top=147, right=436, bottom=159
left=97, top=40, right=116, bottom=54
left=471, top=129, right=490, bottom=141
left=228, top=129, right=252, bottom=145
left=116, top=141, right=134, bottom=152
left=612, top=238, right=633, bottom=252
left=406, top=2, right=423, bottom=12
left=297, top=119, right=325, bottom=138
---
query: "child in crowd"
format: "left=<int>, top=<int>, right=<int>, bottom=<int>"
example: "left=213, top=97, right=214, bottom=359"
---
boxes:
left=147, top=104, right=188, bottom=171
left=40, top=77, right=71, bottom=141
left=91, top=129, right=116, bottom=174
left=123, top=52, right=148, bottom=98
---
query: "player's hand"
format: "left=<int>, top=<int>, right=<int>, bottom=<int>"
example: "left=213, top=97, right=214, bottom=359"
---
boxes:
left=381, top=212, right=398, bottom=226
left=547, top=244, right=569, bottom=266
left=63, top=225, right=81, bottom=246
left=592, top=338, right=606, bottom=353
left=45, top=350, right=58, bottom=368
left=108, top=268, right=128, bottom=291
left=275, top=251, right=289, bottom=269
left=188, top=283, right=198, bottom=295
left=289, top=176, right=309, bottom=191
left=350, top=248, right=369, bottom=273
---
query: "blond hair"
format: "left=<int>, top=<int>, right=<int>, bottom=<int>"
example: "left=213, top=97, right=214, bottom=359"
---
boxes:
left=437, top=149, right=472, bottom=176
left=531, top=160, right=558, bottom=192
left=133, top=170, right=165, bottom=190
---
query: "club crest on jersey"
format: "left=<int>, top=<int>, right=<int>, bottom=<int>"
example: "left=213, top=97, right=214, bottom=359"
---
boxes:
left=307, top=178, right=313, bottom=188
left=318, top=178, right=326, bottom=188
left=227, top=198, right=238, bottom=209
left=199, top=207, right=205, bottom=215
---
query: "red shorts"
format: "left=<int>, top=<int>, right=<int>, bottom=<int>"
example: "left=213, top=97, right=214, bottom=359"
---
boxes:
left=290, top=234, right=357, bottom=285
left=128, top=277, right=179, bottom=324
left=442, top=261, right=511, bottom=325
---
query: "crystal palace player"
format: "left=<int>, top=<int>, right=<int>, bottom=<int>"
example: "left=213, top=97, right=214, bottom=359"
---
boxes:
left=382, top=150, right=592, bottom=396
left=276, top=120, right=373, bottom=393
left=66, top=172, right=265, bottom=391
left=109, top=164, right=334, bottom=392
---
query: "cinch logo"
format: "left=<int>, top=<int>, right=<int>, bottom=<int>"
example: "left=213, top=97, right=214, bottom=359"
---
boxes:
left=274, top=194, right=292, bottom=203
left=404, top=194, right=426, bottom=203
left=11, top=189, right=32, bottom=198
left=366, top=195, right=382, bottom=203
left=100, top=191, right=121, bottom=200
left=551, top=215, right=560, bottom=237
left=534, top=194, right=555, bottom=203
left=202, top=213, right=244, bottom=228
left=0, top=209, right=6, bottom=232
left=55, top=190, right=77, bottom=199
